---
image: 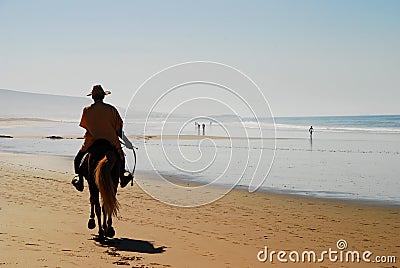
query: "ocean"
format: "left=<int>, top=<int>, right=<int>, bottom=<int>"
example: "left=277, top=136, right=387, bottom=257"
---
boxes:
left=0, top=114, right=399, bottom=205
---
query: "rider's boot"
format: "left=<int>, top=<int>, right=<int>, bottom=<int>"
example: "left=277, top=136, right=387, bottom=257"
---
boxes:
left=119, top=156, right=133, bottom=188
left=72, top=151, right=85, bottom=191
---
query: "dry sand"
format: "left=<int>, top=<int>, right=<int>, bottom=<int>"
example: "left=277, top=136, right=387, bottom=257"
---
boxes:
left=0, top=152, right=399, bottom=267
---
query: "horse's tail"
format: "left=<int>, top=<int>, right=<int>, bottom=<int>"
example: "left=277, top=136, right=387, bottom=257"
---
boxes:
left=94, top=151, right=120, bottom=217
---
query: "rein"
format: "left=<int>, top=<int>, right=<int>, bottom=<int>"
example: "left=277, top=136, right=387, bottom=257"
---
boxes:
left=121, top=141, right=137, bottom=187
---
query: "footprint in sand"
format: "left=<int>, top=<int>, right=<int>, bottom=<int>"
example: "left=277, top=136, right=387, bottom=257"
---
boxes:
left=25, top=243, right=40, bottom=246
left=105, top=249, right=121, bottom=257
left=112, top=260, right=130, bottom=266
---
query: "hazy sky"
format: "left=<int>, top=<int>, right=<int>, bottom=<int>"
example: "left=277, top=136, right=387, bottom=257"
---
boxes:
left=0, top=0, right=399, bottom=117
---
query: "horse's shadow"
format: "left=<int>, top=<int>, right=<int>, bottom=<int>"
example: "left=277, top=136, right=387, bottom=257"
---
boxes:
left=93, top=236, right=166, bottom=254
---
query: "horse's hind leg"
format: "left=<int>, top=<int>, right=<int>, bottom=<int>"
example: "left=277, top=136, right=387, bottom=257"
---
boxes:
left=101, top=207, right=115, bottom=238
left=102, top=206, right=107, bottom=233
left=94, top=196, right=103, bottom=238
left=105, top=166, right=118, bottom=238
left=105, top=214, right=115, bottom=238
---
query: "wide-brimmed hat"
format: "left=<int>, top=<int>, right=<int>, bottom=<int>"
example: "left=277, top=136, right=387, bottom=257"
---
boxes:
left=87, top=85, right=111, bottom=96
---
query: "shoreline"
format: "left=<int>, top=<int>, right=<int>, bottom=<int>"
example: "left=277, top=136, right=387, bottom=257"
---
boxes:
left=1, top=150, right=399, bottom=207
left=0, top=134, right=282, bottom=140
left=1, top=148, right=399, bottom=210
left=138, top=168, right=400, bottom=207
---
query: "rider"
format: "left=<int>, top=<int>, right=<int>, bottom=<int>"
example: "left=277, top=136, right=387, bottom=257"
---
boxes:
left=72, top=84, right=133, bottom=191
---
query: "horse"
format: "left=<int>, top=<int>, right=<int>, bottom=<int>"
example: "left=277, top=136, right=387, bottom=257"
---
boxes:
left=80, top=139, right=121, bottom=238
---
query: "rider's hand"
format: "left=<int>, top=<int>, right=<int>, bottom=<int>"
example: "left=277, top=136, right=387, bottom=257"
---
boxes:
left=122, top=132, right=134, bottom=150
left=125, top=140, right=133, bottom=150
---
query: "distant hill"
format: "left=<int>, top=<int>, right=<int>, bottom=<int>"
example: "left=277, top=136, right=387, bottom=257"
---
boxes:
left=0, top=89, right=232, bottom=121
left=0, top=89, right=122, bottom=121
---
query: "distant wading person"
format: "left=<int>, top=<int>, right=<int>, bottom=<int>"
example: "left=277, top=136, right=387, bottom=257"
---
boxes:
left=72, top=85, right=133, bottom=191
left=309, top=126, right=314, bottom=138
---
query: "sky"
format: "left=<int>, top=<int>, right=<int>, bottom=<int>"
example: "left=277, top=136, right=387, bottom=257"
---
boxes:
left=0, top=0, right=399, bottom=117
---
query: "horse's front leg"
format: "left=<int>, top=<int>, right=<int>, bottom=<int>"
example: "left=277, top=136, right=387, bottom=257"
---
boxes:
left=87, top=201, right=96, bottom=229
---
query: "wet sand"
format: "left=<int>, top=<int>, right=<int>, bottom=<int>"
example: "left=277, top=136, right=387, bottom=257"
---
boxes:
left=0, top=152, right=399, bottom=267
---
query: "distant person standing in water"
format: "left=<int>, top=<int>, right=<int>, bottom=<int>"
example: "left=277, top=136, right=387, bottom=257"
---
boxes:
left=202, top=123, right=206, bottom=135
left=309, top=126, right=314, bottom=138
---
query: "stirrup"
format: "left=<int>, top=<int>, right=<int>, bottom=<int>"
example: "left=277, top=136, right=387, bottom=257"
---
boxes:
left=120, top=171, right=133, bottom=188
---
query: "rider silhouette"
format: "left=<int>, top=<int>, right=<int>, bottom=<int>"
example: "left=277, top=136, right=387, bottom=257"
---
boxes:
left=72, top=85, right=133, bottom=191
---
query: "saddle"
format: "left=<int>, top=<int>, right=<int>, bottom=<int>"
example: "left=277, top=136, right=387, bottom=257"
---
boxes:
left=72, top=139, right=121, bottom=191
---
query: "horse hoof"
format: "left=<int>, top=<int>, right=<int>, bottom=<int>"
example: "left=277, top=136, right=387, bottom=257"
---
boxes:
left=98, top=229, right=104, bottom=239
left=88, top=218, right=96, bottom=229
left=106, top=227, right=115, bottom=238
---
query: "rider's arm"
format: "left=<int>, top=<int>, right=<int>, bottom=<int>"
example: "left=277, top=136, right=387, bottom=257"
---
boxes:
left=120, top=130, right=133, bottom=150
left=115, top=107, right=123, bottom=138
left=79, top=108, right=87, bottom=129
left=116, top=128, right=122, bottom=138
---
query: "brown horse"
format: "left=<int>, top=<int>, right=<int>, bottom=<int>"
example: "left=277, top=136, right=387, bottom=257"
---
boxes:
left=81, top=139, right=120, bottom=238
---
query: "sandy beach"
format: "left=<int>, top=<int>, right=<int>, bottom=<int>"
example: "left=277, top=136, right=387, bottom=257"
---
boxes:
left=0, top=152, right=398, bottom=267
